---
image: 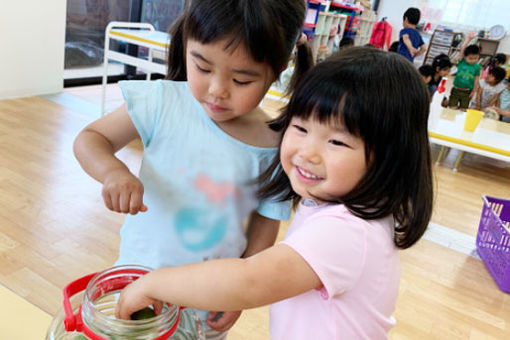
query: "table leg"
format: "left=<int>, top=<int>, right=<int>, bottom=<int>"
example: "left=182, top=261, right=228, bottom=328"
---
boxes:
left=453, top=151, right=465, bottom=172
left=436, top=146, right=447, bottom=165
left=147, top=47, right=153, bottom=80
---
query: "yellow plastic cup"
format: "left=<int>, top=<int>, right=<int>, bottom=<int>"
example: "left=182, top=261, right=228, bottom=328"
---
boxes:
left=464, top=109, right=484, bottom=132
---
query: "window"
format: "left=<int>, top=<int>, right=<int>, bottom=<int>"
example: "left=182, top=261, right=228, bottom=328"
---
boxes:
left=425, top=0, right=510, bottom=30
left=65, top=0, right=185, bottom=85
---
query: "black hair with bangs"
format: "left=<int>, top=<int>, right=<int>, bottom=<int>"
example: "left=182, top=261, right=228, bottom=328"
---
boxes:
left=258, top=47, right=433, bottom=249
left=432, top=53, right=452, bottom=72
left=166, top=0, right=312, bottom=91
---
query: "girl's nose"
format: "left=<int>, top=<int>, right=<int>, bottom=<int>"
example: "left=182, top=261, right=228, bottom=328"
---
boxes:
left=209, top=78, right=229, bottom=99
left=299, top=143, right=321, bottom=165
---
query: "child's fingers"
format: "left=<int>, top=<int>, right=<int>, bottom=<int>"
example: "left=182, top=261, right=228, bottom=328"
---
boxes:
left=153, top=301, right=163, bottom=314
left=107, top=192, right=121, bottom=212
left=119, top=192, right=131, bottom=213
left=129, top=192, right=146, bottom=214
left=206, top=311, right=241, bottom=332
left=114, top=193, right=123, bottom=212
left=208, top=311, right=224, bottom=322
left=102, top=192, right=114, bottom=211
left=115, top=292, right=130, bottom=320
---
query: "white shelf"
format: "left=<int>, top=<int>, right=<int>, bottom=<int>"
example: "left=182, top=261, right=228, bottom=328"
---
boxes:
left=310, top=12, right=348, bottom=62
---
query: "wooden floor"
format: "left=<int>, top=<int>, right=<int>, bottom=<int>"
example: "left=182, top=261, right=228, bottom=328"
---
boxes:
left=0, top=84, right=510, bottom=339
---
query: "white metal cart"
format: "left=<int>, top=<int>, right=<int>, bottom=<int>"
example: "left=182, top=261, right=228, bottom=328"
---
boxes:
left=101, top=21, right=170, bottom=114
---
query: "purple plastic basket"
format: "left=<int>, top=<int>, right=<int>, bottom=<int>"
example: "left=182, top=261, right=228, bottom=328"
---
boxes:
left=476, top=195, right=510, bottom=293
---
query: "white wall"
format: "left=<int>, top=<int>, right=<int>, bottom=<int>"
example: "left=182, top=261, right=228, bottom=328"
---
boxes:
left=376, top=0, right=510, bottom=54
left=0, top=1, right=67, bottom=99
left=497, top=36, right=510, bottom=55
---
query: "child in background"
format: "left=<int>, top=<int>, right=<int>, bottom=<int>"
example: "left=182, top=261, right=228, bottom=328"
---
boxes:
left=419, top=64, right=434, bottom=85
left=115, top=47, right=433, bottom=340
left=471, top=66, right=506, bottom=109
left=428, top=53, right=452, bottom=97
left=448, top=33, right=480, bottom=110
left=73, top=0, right=312, bottom=338
left=397, top=7, right=426, bottom=62
left=490, top=77, right=510, bottom=122
left=481, top=53, right=507, bottom=79
left=389, top=41, right=399, bottom=53
left=339, top=36, right=355, bottom=49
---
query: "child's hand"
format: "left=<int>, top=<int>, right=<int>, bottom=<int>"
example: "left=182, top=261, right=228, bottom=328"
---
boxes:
left=467, top=31, right=476, bottom=40
left=115, top=277, right=162, bottom=320
left=489, top=106, right=501, bottom=113
left=409, top=47, right=418, bottom=57
left=206, top=310, right=242, bottom=332
left=102, top=169, right=148, bottom=214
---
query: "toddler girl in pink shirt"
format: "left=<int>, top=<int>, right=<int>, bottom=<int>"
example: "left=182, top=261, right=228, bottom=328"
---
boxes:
left=115, top=47, right=433, bottom=339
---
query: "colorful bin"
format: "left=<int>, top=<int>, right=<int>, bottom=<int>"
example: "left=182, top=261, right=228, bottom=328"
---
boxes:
left=476, top=195, right=510, bottom=293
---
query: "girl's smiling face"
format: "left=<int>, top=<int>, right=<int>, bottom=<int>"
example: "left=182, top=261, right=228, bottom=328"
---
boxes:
left=186, top=38, right=275, bottom=122
left=280, top=116, right=368, bottom=204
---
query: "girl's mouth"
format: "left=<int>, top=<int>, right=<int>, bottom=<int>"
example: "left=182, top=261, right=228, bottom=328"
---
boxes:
left=206, top=102, right=228, bottom=113
left=295, top=166, right=323, bottom=183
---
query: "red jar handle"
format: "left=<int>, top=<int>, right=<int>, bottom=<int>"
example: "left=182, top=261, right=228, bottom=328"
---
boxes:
left=62, top=269, right=184, bottom=339
left=63, top=272, right=98, bottom=332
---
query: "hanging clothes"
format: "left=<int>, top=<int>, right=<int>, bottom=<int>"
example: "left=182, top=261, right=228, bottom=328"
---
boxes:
left=369, top=19, right=392, bottom=49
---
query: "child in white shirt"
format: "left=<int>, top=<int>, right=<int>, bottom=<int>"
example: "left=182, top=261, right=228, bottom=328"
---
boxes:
left=471, top=66, right=506, bottom=109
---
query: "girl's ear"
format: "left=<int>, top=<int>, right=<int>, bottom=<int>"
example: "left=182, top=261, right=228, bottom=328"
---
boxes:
left=280, top=61, right=289, bottom=73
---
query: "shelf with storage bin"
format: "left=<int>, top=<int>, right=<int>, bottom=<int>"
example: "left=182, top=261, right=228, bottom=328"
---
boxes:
left=354, top=17, right=375, bottom=46
left=329, top=1, right=359, bottom=38
left=310, top=11, right=347, bottom=62
left=423, top=29, right=462, bottom=66
left=303, top=0, right=326, bottom=37
left=478, top=38, right=500, bottom=60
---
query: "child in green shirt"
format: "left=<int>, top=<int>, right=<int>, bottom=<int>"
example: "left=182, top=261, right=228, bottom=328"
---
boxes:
left=448, top=33, right=481, bottom=110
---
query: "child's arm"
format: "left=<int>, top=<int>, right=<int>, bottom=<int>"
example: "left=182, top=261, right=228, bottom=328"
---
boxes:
left=469, top=84, right=482, bottom=110
left=458, top=32, right=476, bottom=59
left=402, top=34, right=418, bottom=56
left=487, top=92, right=500, bottom=108
left=490, top=105, right=510, bottom=118
left=471, top=76, right=480, bottom=101
left=73, top=105, right=147, bottom=214
left=206, top=212, right=280, bottom=331
left=115, top=243, right=322, bottom=319
left=497, top=108, right=510, bottom=118
left=415, top=43, right=427, bottom=57
left=243, top=212, right=280, bottom=257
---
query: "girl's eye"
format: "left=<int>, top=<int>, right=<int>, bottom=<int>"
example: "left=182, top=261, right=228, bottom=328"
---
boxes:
left=329, top=139, right=346, bottom=147
left=196, top=64, right=210, bottom=73
left=233, top=79, right=252, bottom=86
left=292, top=124, right=307, bottom=133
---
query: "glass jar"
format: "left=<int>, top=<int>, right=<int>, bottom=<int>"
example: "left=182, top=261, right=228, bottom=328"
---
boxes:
left=46, top=265, right=204, bottom=340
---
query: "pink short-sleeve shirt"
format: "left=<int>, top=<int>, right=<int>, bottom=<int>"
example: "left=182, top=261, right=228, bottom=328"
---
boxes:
left=270, top=201, right=401, bottom=339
